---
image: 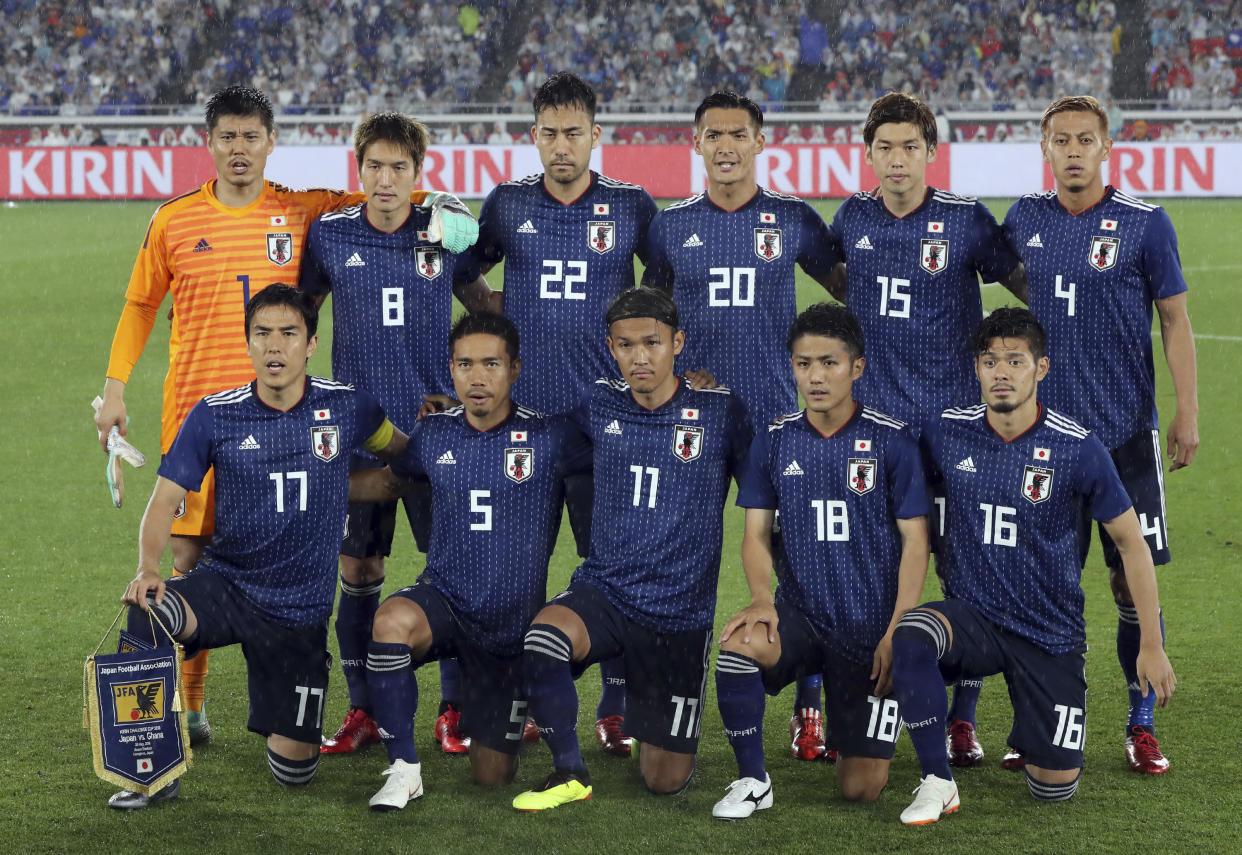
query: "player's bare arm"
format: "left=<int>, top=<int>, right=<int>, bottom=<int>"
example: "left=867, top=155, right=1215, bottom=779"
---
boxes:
left=998, top=262, right=1029, bottom=304
left=816, top=262, right=847, bottom=303
left=1155, top=292, right=1199, bottom=470
left=348, top=467, right=415, bottom=504
left=124, top=476, right=190, bottom=609
left=721, top=508, right=779, bottom=645
left=453, top=275, right=503, bottom=313
left=1102, top=509, right=1176, bottom=706
left=872, top=515, right=930, bottom=697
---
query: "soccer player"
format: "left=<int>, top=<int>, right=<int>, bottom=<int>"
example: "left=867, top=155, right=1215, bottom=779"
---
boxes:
left=712, top=304, right=930, bottom=819
left=348, top=312, right=588, bottom=810
left=826, top=91, right=1025, bottom=767
left=891, top=308, right=1176, bottom=825
left=93, top=86, right=475, bottom=743
left=108, top=284, right=407, bottom=809
left=1003, top=95, right=1198, bottom=773
left=512, top=288, right=750, bottom=810
left=642, top=89, right=843, bottom=761
left=299, top=111, right=495, bottom=756
left=458, top=71, right=660, bottom=755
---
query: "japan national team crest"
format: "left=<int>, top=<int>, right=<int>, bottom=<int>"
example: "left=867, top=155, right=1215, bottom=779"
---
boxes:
left=754, top=227, right=782, bottom=262
left=1022, top=464, right=1054, bottom=504
left=674, top=424, right=704, bottom=462
left=588, top=220, right=615, bottom=254
left=847, top=457, right=876, bottom=495
left=311, top=425, right=340, bottom=462
left=267, top=232, right=293, bottom=266
left=416, top=246, right=443, bottom=280
left=505, top=447, right=534, bottom=483
left=1089, top=236, right=1120, bottom=271
left=920, top=238, right=948, bottom=274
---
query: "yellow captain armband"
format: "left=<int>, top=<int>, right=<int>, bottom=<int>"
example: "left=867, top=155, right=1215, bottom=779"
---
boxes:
left=362, top=419, right=395, bottom=453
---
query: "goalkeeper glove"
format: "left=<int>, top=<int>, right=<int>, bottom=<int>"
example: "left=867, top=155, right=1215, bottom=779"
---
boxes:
left=424, top=191, right=479, bottom=254
left=91, top=396, right=147, bottom=508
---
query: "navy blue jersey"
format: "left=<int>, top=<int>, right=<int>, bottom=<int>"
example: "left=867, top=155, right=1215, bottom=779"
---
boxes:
left=467, top=172, right=658, bottom=415
left=299, top=204, right=480, bottom=438
left=570, top=378, right=751, bottom=632
left=642, top=188, right=841, bottom=424
left=922, top=404, right=1133, bottom=654
left=737, top=404, right=930, bottom=665
left=828, top=189, right=1019, bottom=425
left=391, top=404, right=587, bottom=656
left=159, top=378, right=387, bottom=627
left=1003, top=187, right=1188, bottom=448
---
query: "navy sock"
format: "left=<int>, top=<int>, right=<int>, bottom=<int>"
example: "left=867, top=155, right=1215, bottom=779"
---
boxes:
left=366, top=640, right=418, bottom=764
left=128, top=589, right=186, bottom=647
left=891, top=613, right=953, bottom=781
left=948, top=678, right=983, bottom=724
left=716, top=651, right=766, bottom=781
left=793, top=673, right=822, bottom=713
left=596, top=657, right=626, bottom=719
left=335, top=575, right=383, bottom=711
left=523, top=624, right=585, bottom=773
left=438, top=657, right=462, bottom=712
left=267, top=748, right=319, bottom=787
left=1118, top=603, right=1163, bottom=728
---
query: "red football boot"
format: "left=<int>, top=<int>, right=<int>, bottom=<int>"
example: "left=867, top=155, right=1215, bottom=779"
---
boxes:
left=946, top=718, right=985, bottom=767
left=435, top=704, right=471, bottom=754
left=523, top=716, right=541, bottom=744
left=790, top=707, right=827, bottom=761
left=594, top=714, right=633, bottom=757
left=321, top=707, right=380, bottom=754
left=1000, top=747, right=1026, bottom=770
left=1125, top=726, right=1170, bottom=774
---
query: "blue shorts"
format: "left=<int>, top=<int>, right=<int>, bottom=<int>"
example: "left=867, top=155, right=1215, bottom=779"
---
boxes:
left=551, top=581, right=712, bottom=754
left=389, top=583, right=526, bottom=754
left=1097, top=429, right=1171, bottom=569
left=167, top=571, right=330, bottom=744
left=341, top=478, right=433, bottom=558
left=761, top=602, right=900, bottom=759
left=925, top=599, right=1086, bottom=771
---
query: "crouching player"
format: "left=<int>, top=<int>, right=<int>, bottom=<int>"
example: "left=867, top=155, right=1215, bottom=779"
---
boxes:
left=112, top=285, right=406, bottom=808
left=891, top=308, right=1176, bottom=825
left=711, top=304, right=930, bottom=819
left=350, top=312, right=588, bottom=810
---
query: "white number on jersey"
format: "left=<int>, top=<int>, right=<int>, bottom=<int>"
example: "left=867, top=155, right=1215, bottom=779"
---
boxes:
left=708, top=267, right=756, bottom=307
left=979, top=503, right=1018, bottom=547
left=293, top=684, right=325, bottom=728
left=540, top=260, right=587, bottom=300
left=1055, top=275, right=1076, bottom=317
left=505, top=699, right=529, bottom=741
left=629, top=464, right=660, bottom=508
left=269, top=470, right=308, bottom=513
left=876, top=275, right=911, bottom=318
left=669, top=694, right=700, bottom=739
left=382, top=286, right=404, bottom=326
left=810, top=499, right=850, bottom=541
left=933, top=496, right=946, bottom=538
left=1139, top=512, right=1164, bottom=551
left=865, top=695, right=902, bottom=742
left=470, top=489, right=492, bottom=531
left=1052, top=703, right=1085, bottom=749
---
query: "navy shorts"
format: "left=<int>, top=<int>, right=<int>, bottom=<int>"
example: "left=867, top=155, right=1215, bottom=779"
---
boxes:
left=552, top=581, right=712, bottom=754
left=341, top=478, right=433, bottom=558
left=389, top=583, right=526, bottom=754
left=925, top=599, right=1087, bottom=771
left=760, top=602, right=900, bottom=759
left=1097, top=429, right=1171, bottom=570
left=167, top=571, right=331, bottom=744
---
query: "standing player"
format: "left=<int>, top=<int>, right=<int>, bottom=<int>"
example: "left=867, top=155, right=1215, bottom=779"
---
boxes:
left=641, top=89, right=842, bottom=760
left=825, top=91, right=1025, bottom=767
left=891, top=308, right=1175, bottom=825
left=457, top=72, right=659, bottom=755
left=299, top=112, right=494, bottom=756
left=1003, top=95, right=1198, bottom=773
left=109, top=284, right=407, bottom=809
left=711, top=304, right=929, bottom=819
left=513, top=288, right=750, bottom=810
left=93, top=86, right=475, bottom=743
left=349, top=312, right=587, bottom=810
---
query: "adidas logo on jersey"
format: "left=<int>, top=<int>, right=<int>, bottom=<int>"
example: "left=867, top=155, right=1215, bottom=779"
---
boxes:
left=955, top=457, right=977, bottom=472
left=604, top=420, right=623, bottom=436
left=193, top=238, right=212, bottom=252
left=782, top=459, right=805, bottom=476
left=239, top=435, right=261, bottom=450
left=683, top=233, right=704, bottom=248
left=855, top=235, right=874, bottom=250
left=345, top=252, right=365, bottom=267
left=436, top=450, right=456, bottom=465
left=517, top=220, right=538, bottom=234
left=1027, top=233, right=1044, bottom=248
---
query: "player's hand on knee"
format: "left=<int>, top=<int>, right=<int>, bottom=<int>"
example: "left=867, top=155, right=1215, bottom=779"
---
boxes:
left=682, top=369, right=717, bottom=390
left=871, top=633, right=895, bottom=697
left=1166, top=410, right=1199, bottom=470
left=720, top=601, right=778, bottom=645
left=1137, top=647, right=1176, bottom=708
left=124, top=570, right=165, bottom=609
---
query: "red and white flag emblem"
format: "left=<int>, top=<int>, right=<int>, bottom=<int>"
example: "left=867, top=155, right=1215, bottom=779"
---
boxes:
left=511, top=430, right=527, bottom=442
left=1034, top=446, right=1051, bottom=461
left=681, top=408, right=699, bottom=420
left=759, top=212, right=775, bottom=223
left=928, top=221, right=943, bottom=233
left=270, top=215, right=287, bottom=226
left=314, top=408, right=331, bottom=421
left=1101, top=218, right=1117, bottom=231
left=854, top=438, right=871, bottom=452
left=594, top=203, right=609, bottom=215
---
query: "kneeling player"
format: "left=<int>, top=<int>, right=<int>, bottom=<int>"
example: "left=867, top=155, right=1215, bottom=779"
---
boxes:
left=111, top=285, right=405, bottom=809
left=513, top=288, right=750, bottom=810
left=712, top=304, right=930, bottom=819
left=891, top=308, right=1176, bottom=825
left=349, top=312, right=587, bottom=810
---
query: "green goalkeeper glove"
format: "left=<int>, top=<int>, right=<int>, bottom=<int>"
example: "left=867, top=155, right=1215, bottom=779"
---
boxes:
left=92, top=396, right=147, bottom=508
left=424, top=191, right=479, bottom=254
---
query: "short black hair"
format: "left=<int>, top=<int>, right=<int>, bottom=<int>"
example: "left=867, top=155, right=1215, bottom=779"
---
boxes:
left=605, top=287, right=679, bottom=330
left=694, top=90, right=764, bottom=131
left=244, top=283, right=317, bottom=338
left=353, top=111, right=429, bottom=170
left=787, top=303, right=865, bottom=361
left=449, top=311, right=520, bottom=362
left=863, top=91, right=937, bottom=149
left=205, top=85, right=275, bottom=134
left=533, top=72, right=597, bottom=123
left=969, top=307, right=1047, bottom=361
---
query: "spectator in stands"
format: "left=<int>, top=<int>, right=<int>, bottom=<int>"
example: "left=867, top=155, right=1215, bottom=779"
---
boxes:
left=25, top=127, right=43, bottom=146
left=179, top=125, right=201, bottom=146
left=486, top=122, right=510, bottom=144
left=159, top=127, right=178, bottom=146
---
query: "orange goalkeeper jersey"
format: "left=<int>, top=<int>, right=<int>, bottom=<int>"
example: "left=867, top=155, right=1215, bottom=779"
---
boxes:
left=106, top=179, right=429, bottom=450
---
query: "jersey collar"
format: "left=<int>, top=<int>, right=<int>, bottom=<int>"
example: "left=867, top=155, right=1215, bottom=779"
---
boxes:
left=251, top=377, right=309, bottom=414
left=361, top=203, right=418, bottom=235
left=803, top=400, right=859, bottom=438
left=704, top=184, right=761, bottom=214
left=541, top=170, right=598, bottom=207
left=986, top=402, right=1045, bottom=443
left=1055, top=185, right=1115, bottom=217
left=204, top=178, right=273, bottom=217
left=875, top=185, right=933, bottom=220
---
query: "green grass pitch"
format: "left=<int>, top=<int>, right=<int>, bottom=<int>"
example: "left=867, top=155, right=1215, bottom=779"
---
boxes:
left=1, top=196, right=1238, bottom=854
